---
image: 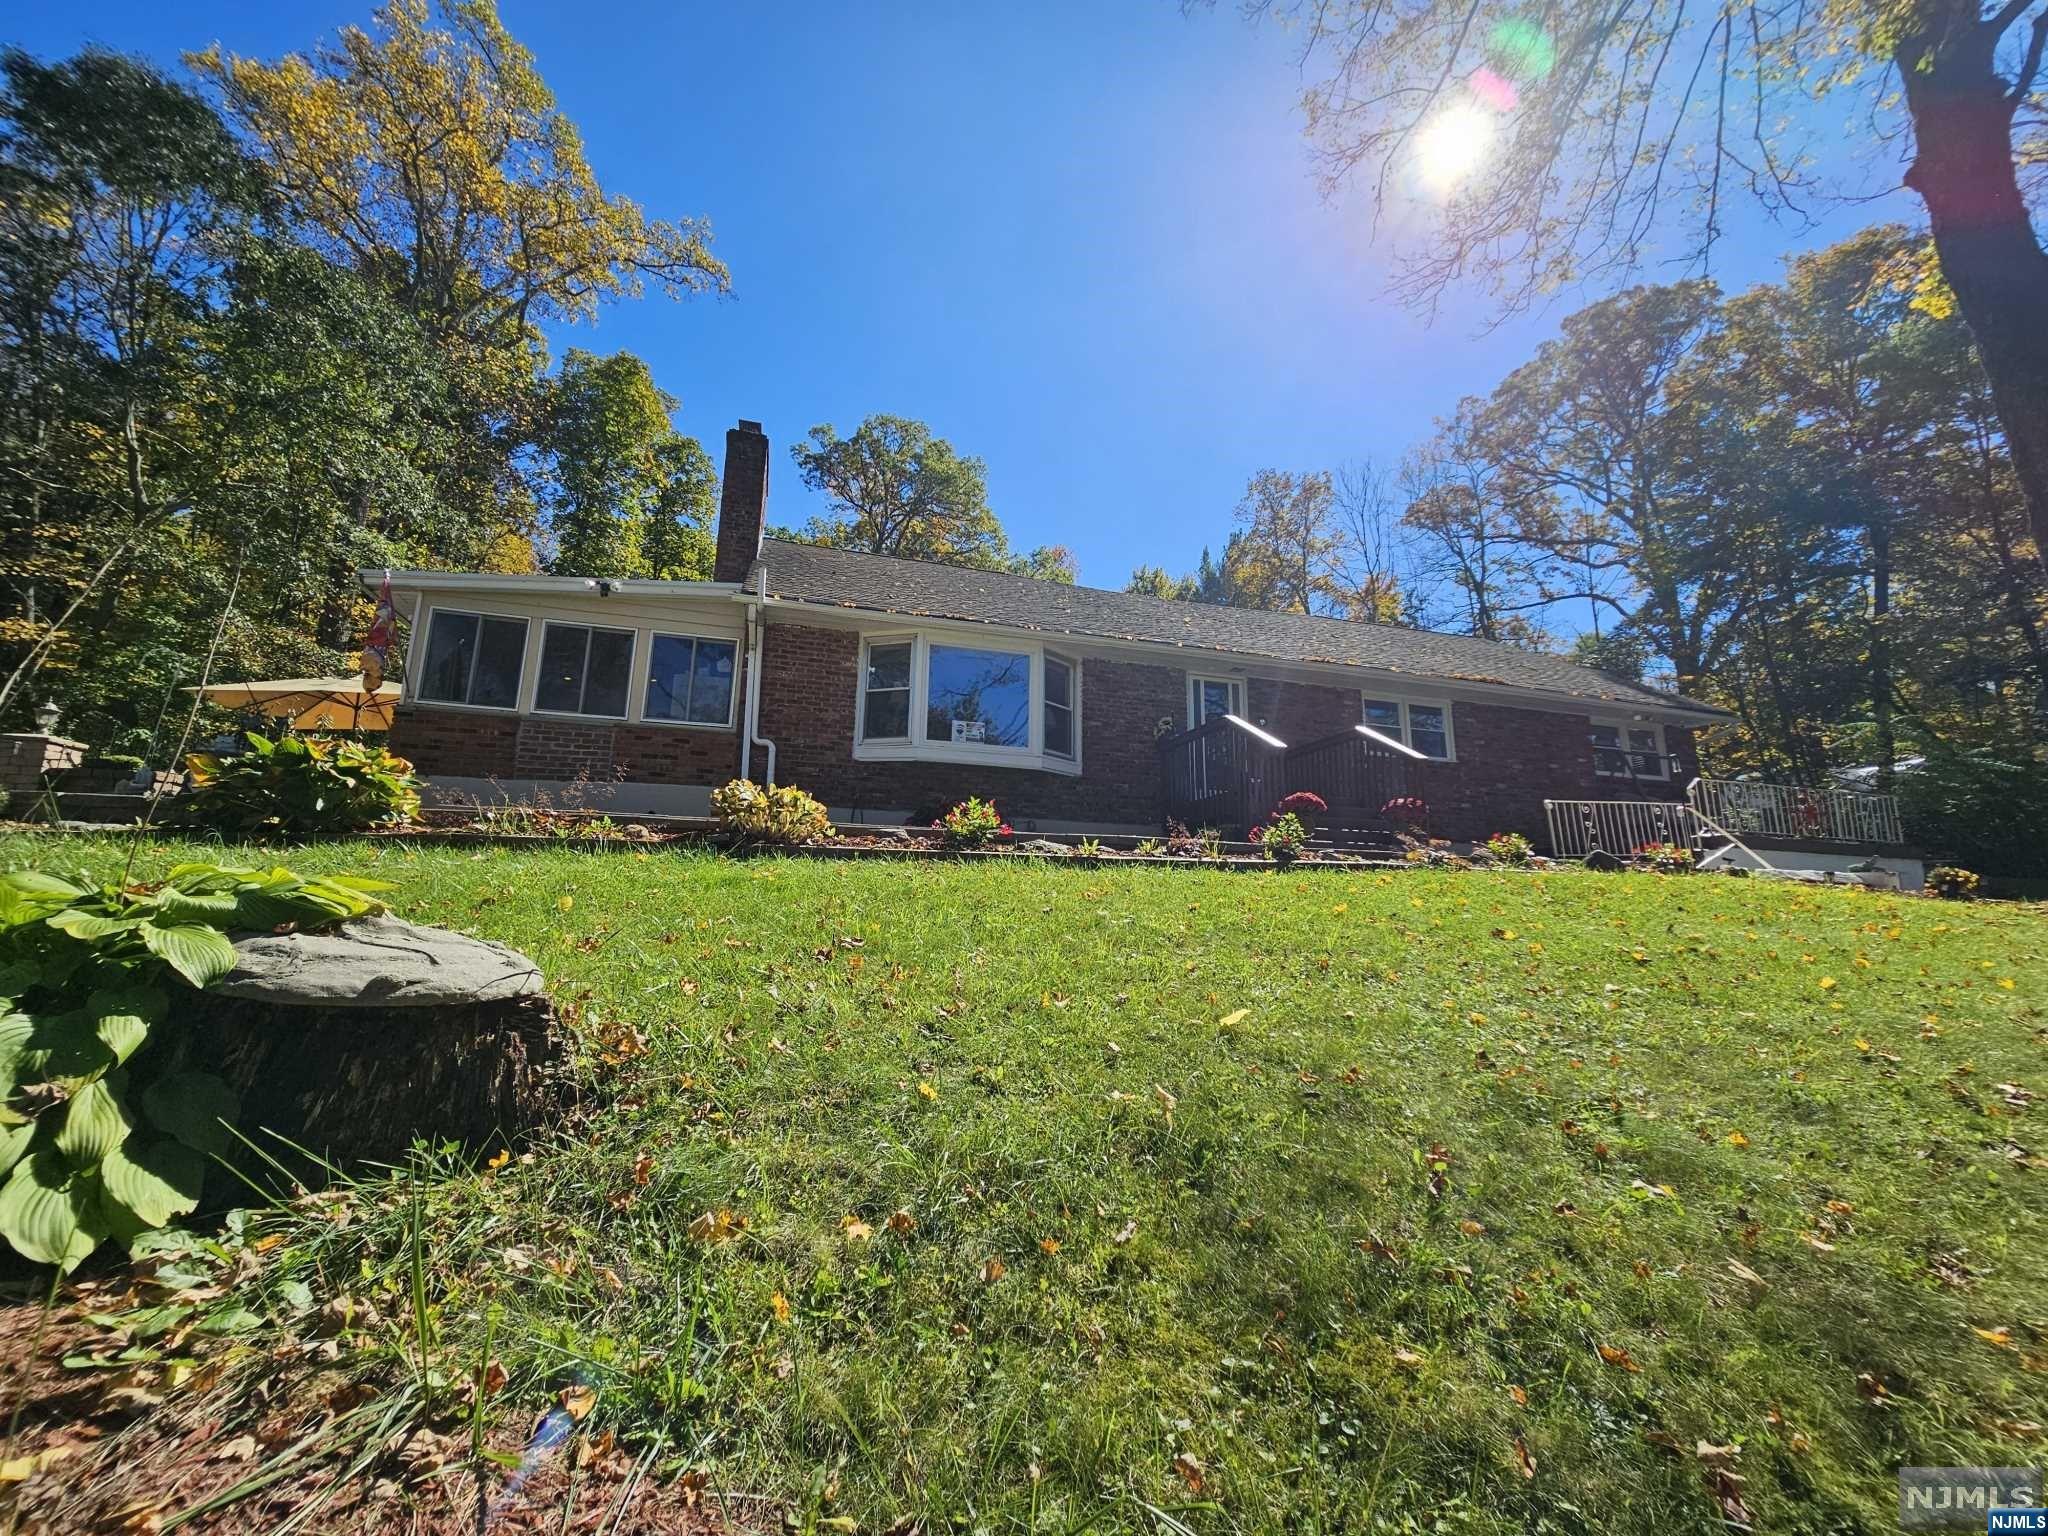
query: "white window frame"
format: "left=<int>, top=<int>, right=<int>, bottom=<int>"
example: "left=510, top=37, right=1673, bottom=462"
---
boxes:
left=1188, top=675, right=1245, bottom=728
left=1360, top=693, right=1457, bottom=762
left=1590, top=717, right=1668, bottom=780
left=853, top=630, right=1081, bottom=775
left=414, top=606, right=530, bottom=714
left=531, top=620, right=637, bottom=721
left=640, top=629, right=741, bottom=731
left=1042, top=650, right=1079, bottom=762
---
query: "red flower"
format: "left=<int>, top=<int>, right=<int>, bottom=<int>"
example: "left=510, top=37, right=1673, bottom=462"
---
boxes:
left=1275, top=791, right=1328, bottom=816
left=1248, top=824, right=1266, bottom=842
left=998, top=824, right=1013, bottom=837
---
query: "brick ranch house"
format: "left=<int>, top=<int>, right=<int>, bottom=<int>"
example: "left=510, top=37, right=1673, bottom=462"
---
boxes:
left=370, top=419, right=1746, bottom=850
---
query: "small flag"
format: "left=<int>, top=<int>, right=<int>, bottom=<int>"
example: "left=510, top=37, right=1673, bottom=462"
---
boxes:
left=361, top=570, right=396, bottom=691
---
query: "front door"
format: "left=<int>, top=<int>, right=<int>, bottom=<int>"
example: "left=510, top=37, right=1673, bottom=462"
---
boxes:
left=1190, top=676, right=1243, bottom=728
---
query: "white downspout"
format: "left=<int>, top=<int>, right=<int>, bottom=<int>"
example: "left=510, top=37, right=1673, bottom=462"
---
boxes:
left=742, top=565, right=776, bottom=786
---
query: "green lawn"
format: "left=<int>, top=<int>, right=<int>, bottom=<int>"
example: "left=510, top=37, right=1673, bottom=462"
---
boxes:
left=6, top=832, right=2047, bottom=1533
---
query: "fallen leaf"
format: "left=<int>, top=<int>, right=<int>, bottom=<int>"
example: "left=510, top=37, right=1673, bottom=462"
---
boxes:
left=916, top=1080, right=938, bottom=1101
left=1039, top=1237, right=1062, bottom=1255
left=632, top=1152, right=654, bottom=1186
left=980, top=1257, right=1006, bottom=1284
left=1855, top=1372, right=1890, bottom=1402
left=1725, top=1259, right=1767, bottom=1288
left=1726, top=1131, right=1749, bottom=1148
left=1694, top=1441, right=1740, bottom=1468
left=839, top=1216, right=874, bottom=1242
left=1995, top=1420, right=2043, bottom=1439
left=1512, top=1436, right=1536, bottom=1479
left=770, top=1292, right=791, bottom=1323
left=559, top=1384, right=596, bottom=1422
left=486, top=1149, right=511, bottom=1171
left=1974, top=1326, right=2016, bottom=1350
left=1703, top=1466, right=1753, bottom=1525
left=687, top=1209, right=745, bottom=1244
left=1508, top=1383, right=1528, bottom=1405
left=1459, top=1219, right=1487, bottom=1237
left=209, top=1435, right=260, bottom=1464
left=1218, top=1009, right=1249, bottom=1027
left=887, top=1208, right=916, bottom=1235
left=1597, top=1344, right=1642, bottom=1373
left=1392, top=1347, right=1424, bottom=1369
left=1114, top=1218, right=1139, bottom=1245
left=1171, top=1451, right=1205, bottom=1493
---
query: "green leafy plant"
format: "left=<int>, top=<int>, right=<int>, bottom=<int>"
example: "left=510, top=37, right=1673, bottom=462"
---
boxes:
left=933, top=796, right=1010, bottom=849
left=1485, top=831, right=1535, bottom=865
left=1073, top=838, right=1103, bottom=858
left=1251, top=812, right=1310, bottom=864
left=1633, top=841, right=1695, bottom=873
left=711, top=779, right=835, bottom=845
left=1133, top=838, right=1164, bottom=857
left=0, top=861, right=388, bottom=1269
left=1925, top=865, right=1981, bottom=900
left=180, top=733, right=422, bottom=836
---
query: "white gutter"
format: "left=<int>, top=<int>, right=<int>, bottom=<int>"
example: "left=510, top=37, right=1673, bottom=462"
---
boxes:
left=358, top=569, right=748, bottom=598
left=742, top=564, right=776, bottom=786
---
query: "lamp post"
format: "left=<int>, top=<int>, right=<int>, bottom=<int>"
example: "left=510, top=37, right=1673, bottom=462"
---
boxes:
left=34, top=700, right=60, bottom=736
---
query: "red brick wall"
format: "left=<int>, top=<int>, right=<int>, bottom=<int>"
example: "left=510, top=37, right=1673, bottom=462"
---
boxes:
left=1406, top=701, right=1690, bottom=845
left=753, top=624, right=1183, bottom=827
left=390, top=637, right=1700, bottom=845
left=388, top=705, right=740, bottom=788
left=387, top=708, right=521, bottom=780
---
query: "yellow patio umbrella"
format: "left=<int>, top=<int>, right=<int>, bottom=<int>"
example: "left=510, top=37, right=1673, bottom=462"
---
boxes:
left=186, top=675, right=402, bottom=732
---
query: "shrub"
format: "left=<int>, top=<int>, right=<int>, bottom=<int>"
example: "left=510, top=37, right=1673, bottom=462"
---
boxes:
left=1162, top=820, right=1217, bottom=859
left=1381, top=795, right=1428, bottom=832
left=83, top=754, right=146, bottom=774
left=1925, top=865, right=1981, bottom=900
left=934, top=796, right=1010, bottom=849
left=712, top=779, right=835, bottom=845
left=1484, top=831, right=1535, bottom=865
left=0, top=862, right=389, bottom=1269
left=1273, top=791, right=1327, bottom=827
left=1633, top=841, right=1695, bottom=873
left=1252, top=811, right=1310, bottom=864
left=180, top=734, right=421, bottom=836
left=1897, top=751, right=2048, bottom=879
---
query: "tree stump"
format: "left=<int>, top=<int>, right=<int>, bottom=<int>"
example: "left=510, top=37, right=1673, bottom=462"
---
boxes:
left=158, top=915, right=571, bottom=1174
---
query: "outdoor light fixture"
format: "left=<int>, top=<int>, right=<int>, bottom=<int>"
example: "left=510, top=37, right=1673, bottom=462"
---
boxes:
left=34, top=700, right=60, bottom=734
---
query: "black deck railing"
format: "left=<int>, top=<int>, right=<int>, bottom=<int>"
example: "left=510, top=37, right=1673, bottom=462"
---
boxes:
left=1158, top=714, right=1285, bottom=834
left=1159, top=719, right=1422, bottom=845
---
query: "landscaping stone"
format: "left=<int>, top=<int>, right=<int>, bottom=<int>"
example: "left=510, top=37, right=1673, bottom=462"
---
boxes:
left=1582, top=849, right=1627, bottom=872
left=217, top=912, right=543, bottom=1008
left=1017, top=838, right=1068, bottom=856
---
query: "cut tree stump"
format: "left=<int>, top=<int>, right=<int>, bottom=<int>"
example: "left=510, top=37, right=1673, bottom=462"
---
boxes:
left=157, top=915, right=571, bottom=1173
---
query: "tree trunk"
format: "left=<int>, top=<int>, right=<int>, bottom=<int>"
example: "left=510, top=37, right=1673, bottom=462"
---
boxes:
left=1900, top=18, right=2048, bottom=573
left=1869, top=519, right=1896, bottom=793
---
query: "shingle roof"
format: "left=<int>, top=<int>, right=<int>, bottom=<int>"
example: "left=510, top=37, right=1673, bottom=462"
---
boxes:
left=750, top=540, right=1730, bottom=719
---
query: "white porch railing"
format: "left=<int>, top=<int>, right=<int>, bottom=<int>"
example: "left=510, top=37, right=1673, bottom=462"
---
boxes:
left=1543, top=798, right=1702, bottom=858
left=1688, top=777, right=1904, bottom=845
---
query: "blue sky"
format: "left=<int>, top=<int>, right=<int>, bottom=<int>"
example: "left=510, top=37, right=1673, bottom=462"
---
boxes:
left=12, top=1, right=1918, bottom=604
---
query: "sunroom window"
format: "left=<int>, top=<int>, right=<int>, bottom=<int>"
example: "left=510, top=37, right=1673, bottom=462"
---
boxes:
left=643, top=633, right=738, bottom=726
left=1361, top=696, right=1454, bottom=760
left=535, top=623, right=633, bottom=717
left=861, top=641, right=912, bottom=741
left=417, top=610, right=527, bottom=709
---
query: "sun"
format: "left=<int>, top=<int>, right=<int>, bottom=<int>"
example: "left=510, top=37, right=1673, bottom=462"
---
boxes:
left=1416, top=102, right=1495, bottom=195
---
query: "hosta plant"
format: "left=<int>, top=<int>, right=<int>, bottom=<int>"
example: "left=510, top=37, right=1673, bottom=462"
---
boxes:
left=0, top=862, right=388, bottom=1269
left=181, top=733, right=421, bottom=836
left=712, top=779, right=835, bottom=845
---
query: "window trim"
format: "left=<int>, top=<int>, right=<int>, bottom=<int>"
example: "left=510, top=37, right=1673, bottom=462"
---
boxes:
left=415, top=606, right=531, bottom=714
left=530, top=619, right=637, bottom=721
left=1590, top=717, right=1668, bottom=780
left=853, top=630, right=1081, bottom=775
left=1188, top=675, right=1245, bottom=728
left=640, top=629, right=741, bottom=731
left=1359, top=693, right=1457, bottom=762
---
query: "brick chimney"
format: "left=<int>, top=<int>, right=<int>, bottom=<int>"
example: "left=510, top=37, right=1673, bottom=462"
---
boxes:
left=714, top=419, right=769, bottom=584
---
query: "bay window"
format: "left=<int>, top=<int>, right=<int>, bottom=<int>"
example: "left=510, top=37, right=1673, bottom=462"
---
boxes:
left=855, top=632, right=1080, bottom=771
left=644, top=632, right=738, bottom=727
left=1361, top=696, right=1454, bottom=760
left=535, top=622, right=633, bottom=717
left=418, top=610, right=527, bottom=710
left=1591, top=719, right=1666, bottom=778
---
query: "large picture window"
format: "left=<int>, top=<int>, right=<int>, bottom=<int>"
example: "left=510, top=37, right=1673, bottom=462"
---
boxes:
left=535, top=623, right=633, bottom=717
left=644, top=633, right=738, bottom=727
left=417, top=611, right=527, bottom=709
left=1361, top=696, right=1455, bottom=760
left=926, top=644, right=1031, bottom=748
left=855, top=633, right=1079, bottom=771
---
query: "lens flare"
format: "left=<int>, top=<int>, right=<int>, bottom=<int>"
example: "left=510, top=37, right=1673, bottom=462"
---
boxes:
left=1488, top=17, right=1556, bottom=80
left=1467, top=65, right=1519, bottom=112
left=1416, top=102, right=1495, bottom=194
